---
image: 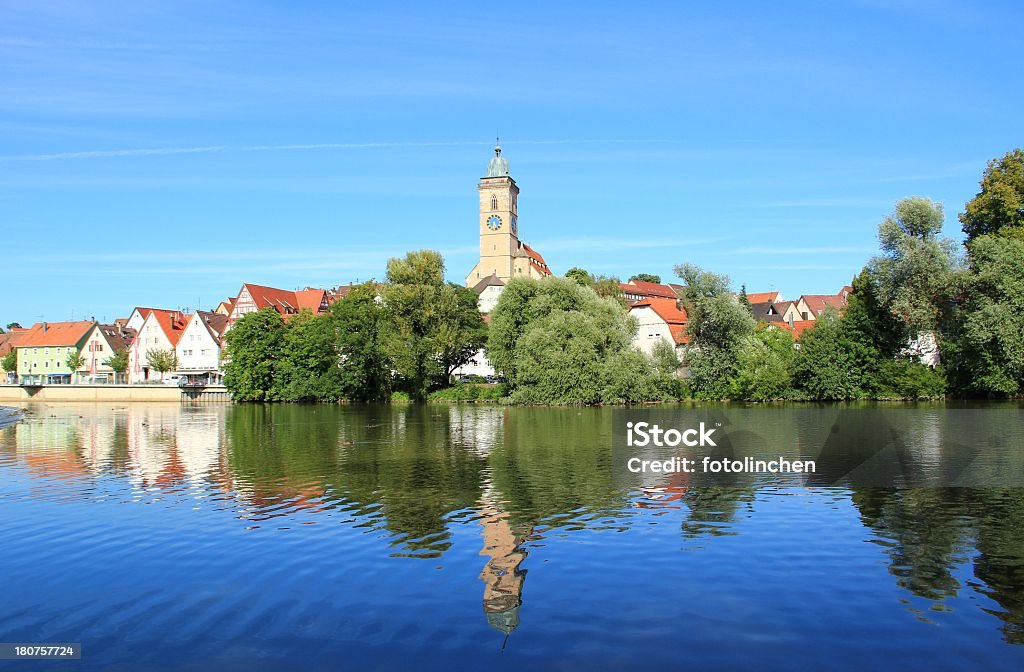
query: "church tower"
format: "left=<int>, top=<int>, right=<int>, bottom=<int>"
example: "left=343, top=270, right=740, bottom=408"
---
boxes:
left=465, top=142, right=550, bottom=290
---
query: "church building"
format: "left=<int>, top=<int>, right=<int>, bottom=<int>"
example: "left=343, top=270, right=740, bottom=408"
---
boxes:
left=465, top=142, right=551, bottom=311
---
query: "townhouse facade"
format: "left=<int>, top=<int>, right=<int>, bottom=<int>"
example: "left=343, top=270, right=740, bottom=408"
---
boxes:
left=15, top=321, right=95, bottom=385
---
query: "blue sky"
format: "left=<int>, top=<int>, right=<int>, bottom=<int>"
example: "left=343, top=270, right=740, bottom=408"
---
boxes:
left=1, top=0, right=1021, bottom=325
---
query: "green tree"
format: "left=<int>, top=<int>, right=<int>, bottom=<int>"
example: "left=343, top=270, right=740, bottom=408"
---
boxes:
left=729, top=326, right=795, bottom=401
left=738, top=284, right=750, bottom=307
left=5, top=322, right=21, bottom=330
left=384, top=250, right=477, bottom=402
left=628, top=273, right=662, bottom=284
left=145, top=348, right=177, bottom=382
left=673, top=263, right=755, bottom=399
left=223, top=308, right=286, bottom=400
left=488, top=276, right=659, bottom=404
left=65, top=350, right=86, bottom=383
left=564, top=267, right=594, bottom=286
left=563, top=267, right=624, bottom=304
left=273, top=310, right=341, bottom=401
left=1, top=350, right=16, bottom=379
left=960, top=148, right=1024, bottom=241
left=103, top=349, right=129, bottom=383
left=592, top=275, right=626, bottom=305
left=946, top=233, right=1024, bottom=395
left=438, top=283, right=488, bottom=380
left=793, top=310, right=869, bottom=400
left=330, top=281, right=393, bottom=402
left=864, top=197, right=960, bottom=358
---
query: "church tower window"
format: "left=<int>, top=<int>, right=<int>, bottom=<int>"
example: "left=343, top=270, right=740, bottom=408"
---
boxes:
left=491, top=195, right=498, bottom=211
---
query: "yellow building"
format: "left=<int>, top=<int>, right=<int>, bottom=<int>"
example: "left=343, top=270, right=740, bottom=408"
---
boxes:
left=465, top=143, right=551, bottom=289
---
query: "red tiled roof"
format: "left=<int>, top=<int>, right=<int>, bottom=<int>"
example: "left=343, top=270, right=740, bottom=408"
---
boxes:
left=236, top=283, right=331, bottom=318
left=295, top=289, right=328, bottom=312
left=633, top=297, right=690, bottom=344
left=746, top=291, right=781, bottom=304
left=520, top=242, right=552, bottom=276
left=16, top=321, right=96, bottom=348
left=800, top=294, right=847, bottom=316
left=146, top=310, right=190, bottom=347
left=0, top=329, right=29, bottom=356
left=623, top=280, right=679, bottom=300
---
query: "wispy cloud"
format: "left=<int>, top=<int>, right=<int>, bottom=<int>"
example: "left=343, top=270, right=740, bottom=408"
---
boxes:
left=0, top=139, right=667, bottom=162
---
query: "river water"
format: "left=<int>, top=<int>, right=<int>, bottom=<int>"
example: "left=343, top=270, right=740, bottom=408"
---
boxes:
left=1, top=402, right=1023, bottom=671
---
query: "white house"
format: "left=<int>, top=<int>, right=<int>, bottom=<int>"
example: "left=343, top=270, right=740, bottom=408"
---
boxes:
left=175, top=311, right=228, bottom=385
left=128, top=309, right=189, bottom=382
left=473, top=274, right=506, bottom=314
left=78, top=323, right=134, bottom=383
left=629, top=297, right=689, bottom=356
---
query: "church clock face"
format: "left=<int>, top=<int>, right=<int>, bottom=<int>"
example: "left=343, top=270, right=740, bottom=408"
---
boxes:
left=487, top=215, right=502, bottom=230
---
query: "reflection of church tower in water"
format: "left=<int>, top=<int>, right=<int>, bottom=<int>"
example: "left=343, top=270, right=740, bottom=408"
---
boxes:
left=477, top=491, right=529, bottom=641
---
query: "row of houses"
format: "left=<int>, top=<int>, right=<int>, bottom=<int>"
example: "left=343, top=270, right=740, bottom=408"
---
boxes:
left=2, top=275, right=854, bottom=386
left=0, top=282, right=349, bottom=386
left=623, top=279, right=852, bottom=357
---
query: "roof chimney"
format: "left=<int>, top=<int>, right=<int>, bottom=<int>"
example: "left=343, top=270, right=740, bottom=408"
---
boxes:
left=41, top=322, right=47, bottom=332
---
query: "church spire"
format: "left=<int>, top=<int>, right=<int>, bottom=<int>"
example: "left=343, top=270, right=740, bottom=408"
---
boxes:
left=486, top=139, right=510, bottom=178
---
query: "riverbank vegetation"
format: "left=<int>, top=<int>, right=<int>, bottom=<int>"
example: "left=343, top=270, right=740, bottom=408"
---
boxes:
left=222, top=149, right=1024, bottom=404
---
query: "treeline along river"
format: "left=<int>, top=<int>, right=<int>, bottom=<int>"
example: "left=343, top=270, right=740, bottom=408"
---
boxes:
left=1, top=402, right=1023, bottom=670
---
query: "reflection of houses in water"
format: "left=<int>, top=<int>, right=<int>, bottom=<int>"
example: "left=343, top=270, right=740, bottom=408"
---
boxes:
left=448, top=406, right=504, bottom=456
left=477, top=491, right=529, bottom=641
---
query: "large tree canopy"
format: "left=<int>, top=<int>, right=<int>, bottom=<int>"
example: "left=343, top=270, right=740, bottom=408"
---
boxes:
left=960, top=148, right=1024, bottom=241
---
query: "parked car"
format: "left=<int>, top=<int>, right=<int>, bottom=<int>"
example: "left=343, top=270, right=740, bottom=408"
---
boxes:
left=485, top=375, right=507, bottom=384
left=162, top=375, right=184, bottom=386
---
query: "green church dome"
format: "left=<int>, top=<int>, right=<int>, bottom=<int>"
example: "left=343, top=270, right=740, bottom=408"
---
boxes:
left=486, top=143, right=510, bottom=177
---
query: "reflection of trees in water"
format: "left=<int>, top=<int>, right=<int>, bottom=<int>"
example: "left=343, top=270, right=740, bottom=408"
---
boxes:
left=680, top=487, right=755, bottom=538
left=486, top=408, right=628, bottom=529
left=226, top=404, right=486, bottom=557
left=9, top=405, right=1024, bottom=646
left=852, top=486, right=1024, bottom=644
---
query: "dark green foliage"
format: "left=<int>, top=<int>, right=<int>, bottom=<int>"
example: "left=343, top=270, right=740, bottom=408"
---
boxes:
left=945, top=233, right=1024, bottom=396
left=629, top=273, right=662, bottom=284
left=793, top=311, right=870, bottom=400
left=488, top=276, right=669, bottom=404
left=564, top=267, right=594, bottom=286
left=872, top=360, right=947, bottom=400
left=960, top=148, right=1024, bottom=241
left=331, top=282, right=393, bottom=402
left=273, top=310, right=344, bottom=401
left=730, top=326, right=796, bottom=401
left=384, top=250, right=486, bottom=402
left=223, top=308, right=286, bottom=401
left=221, top=254, right=482, bottom=404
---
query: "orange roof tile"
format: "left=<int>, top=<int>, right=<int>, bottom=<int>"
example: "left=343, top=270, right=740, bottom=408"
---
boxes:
left=16, top=321, right=96, bottom=348
left=295, top=288, right=329, bottom=312
left=746, top=291, right=781, bottom=304
left=146, top=310, right=190, bottom=347
left=632, top=297, right=690, bottom=344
